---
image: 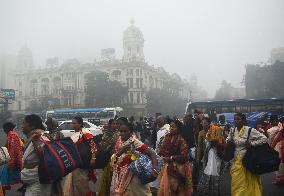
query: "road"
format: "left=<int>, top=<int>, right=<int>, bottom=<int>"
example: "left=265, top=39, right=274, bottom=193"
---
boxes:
left=4, top=169, right=284, bottom=196
left=218, top=167, right=284, bottom=196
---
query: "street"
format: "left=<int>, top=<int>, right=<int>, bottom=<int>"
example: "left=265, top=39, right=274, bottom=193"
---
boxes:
left=4, top=168, right=284, bottom=196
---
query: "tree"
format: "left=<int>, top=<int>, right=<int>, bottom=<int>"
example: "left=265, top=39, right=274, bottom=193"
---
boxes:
left=245, top=61, right=284, bottom=98
left=146, top=88, right=187, bottom=117
left=215, top=80, right=234, bottom=100
left=85, top=71, right=128, bottom=107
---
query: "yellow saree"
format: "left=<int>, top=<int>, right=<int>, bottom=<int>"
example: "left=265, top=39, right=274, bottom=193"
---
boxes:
left=230, top=127, right=262, bottom=196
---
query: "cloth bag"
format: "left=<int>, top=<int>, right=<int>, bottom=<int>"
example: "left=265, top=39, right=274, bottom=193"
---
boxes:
left=0, top=147, right=10, bottom=166
left=36, top=138, right=82, bottom=183
left=129, top=153, right=164, bottom=184
left=204, top=147, right=221, bottom=176
left=242, top=128, right=281, bottom=175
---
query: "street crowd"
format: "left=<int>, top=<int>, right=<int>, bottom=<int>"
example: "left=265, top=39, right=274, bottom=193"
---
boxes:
left=0, top=111, right=283, bottom=196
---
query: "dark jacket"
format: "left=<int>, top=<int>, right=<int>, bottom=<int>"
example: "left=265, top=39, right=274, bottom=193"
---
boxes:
left=181, top=123, right=196, bottom=148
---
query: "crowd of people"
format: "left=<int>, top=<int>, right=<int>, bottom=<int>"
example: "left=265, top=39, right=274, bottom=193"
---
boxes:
left=0, top=111, right=283, bottom=196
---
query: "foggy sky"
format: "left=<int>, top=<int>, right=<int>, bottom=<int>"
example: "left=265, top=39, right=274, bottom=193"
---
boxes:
left=1, top=0, right=284, bottom=97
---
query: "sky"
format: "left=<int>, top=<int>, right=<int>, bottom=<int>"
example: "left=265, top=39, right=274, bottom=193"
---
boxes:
left=0, top=0, right=284, bottom=97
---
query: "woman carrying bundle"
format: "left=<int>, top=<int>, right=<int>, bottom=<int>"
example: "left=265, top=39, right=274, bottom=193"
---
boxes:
left=110, top=122, right=158, bottom=196
left=62, top=116, right=97, bottom=196
left=228, top=113, right=267, bottom=196
left=20, top=114, right=52, bottom=196
left=197, top=120, right=224, bottom=196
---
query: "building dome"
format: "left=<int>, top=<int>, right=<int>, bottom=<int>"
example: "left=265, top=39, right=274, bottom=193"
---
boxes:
left=18, top=44, right=33, bottom=58
left=123, top=19, right=144, bottom=41
left=123, top=19, right=145, bottom=62
left=17, top=44, right=34, bottom=70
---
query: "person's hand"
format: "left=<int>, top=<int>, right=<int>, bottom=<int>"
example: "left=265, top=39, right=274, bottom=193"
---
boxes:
left=117, top=144, right=131, bottom=157
left=151, top=168, right=159, bottom=177
left=31, top=130, right=42, bottom=140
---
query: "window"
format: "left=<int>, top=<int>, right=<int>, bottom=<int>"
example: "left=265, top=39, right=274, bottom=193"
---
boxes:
left=83, top=122, right=91, bottom=128
left=130, top=78, right=133, bottom=88
left=136, top=69, right=139, bottom=76
left=136, top=78, right=140, bottom=88
left=140, top=79, right=143, bottom=88
left=130, top=69, right=133, bottom=76
left=130, top=92, right=133, bottom=103
left=137, top=92, right=141, bottom=104
left=155, top=78, right=158, bottom=88
left=59, top=122, right=73, bottom=130
left=18, top=101, right=21, bottom=111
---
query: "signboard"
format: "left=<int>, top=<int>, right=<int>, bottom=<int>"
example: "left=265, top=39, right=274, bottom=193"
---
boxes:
left=0, top=89, right=15, bottom=100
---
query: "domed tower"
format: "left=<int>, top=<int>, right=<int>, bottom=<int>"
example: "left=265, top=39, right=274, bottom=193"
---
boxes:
left=123, top=19, right=145, bottom=62
left=17, top=44, right=34, bottom=70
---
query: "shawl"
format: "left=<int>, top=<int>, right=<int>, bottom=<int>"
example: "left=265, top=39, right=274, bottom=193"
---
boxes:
left=7, top=130, right=22, bottom=168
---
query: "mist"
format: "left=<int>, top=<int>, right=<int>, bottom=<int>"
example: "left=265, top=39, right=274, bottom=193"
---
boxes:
left=1, top=0, right=284, bottom=97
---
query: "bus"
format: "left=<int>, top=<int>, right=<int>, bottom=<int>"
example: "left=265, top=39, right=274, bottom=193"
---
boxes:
left=45, top=107, right=123, bottom=125
left=186, top=98, right=284, bottom=127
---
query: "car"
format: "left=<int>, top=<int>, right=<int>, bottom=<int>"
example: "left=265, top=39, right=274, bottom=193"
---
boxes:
left=57, top=120, right=103, bottom=138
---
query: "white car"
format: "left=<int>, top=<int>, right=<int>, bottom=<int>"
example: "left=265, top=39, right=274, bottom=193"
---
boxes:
left=58, top=120, right=103, bottom=138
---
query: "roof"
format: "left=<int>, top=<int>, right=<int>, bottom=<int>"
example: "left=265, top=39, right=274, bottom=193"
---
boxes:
left=189, top=98, right=284, bottom=106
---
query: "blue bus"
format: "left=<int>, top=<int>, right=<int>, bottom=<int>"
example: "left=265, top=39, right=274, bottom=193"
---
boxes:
left=45, top=107, right=123, bottom=125
left=186, top=98, right=284, bottom=127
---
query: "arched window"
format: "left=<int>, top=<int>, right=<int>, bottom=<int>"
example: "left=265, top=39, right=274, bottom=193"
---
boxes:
left=41, top=78, right=50, bottom=96
left=30, top=79, right=38, bottom=96
left=52, top=77, right=61, bottom=95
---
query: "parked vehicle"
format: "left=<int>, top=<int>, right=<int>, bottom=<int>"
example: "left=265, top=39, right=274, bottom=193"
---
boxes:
left=57, top=120, right=103, bottom=138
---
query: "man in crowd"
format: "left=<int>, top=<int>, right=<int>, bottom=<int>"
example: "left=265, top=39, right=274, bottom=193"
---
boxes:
left=181, top=113, right=195, bottom=149
left=217, top=114, right=231, bottom=139
left=151, top=112, right=162, bottom=149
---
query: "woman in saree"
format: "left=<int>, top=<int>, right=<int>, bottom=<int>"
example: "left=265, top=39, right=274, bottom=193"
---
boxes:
left=98, top=119, right=120, bottom=196
left=110, top=122, right=158, bottom=196
left=228, top=113, right=267, bottom=196
left=1, top=122, right=23, bottom=194
left=197, top=121, right=224, bottom=196
left=62, top=116, right=97, bottom=196
left=20, top=114, right=52, bottom=196
left=158, top=120, right=192, bottom=196
left=267, top=116, right=284, bottom=184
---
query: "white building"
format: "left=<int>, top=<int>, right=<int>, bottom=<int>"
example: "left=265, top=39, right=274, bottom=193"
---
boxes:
left=10, top=21, right=191, bottom=116
left=271, top=47, right=284, bottom=64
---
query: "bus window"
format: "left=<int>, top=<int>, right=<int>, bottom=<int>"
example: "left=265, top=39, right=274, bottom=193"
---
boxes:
left=83, top=122, right=91, bottom=128
left=101, top=111, right=108, bottom=118
left=250, top=105, right=266, bottom=112
left=266, top=104, right=282, bottom=112
left=108, top=111, right=114, bottom=118
left=221, top=105, right=235, bottom=113
left=240, top=105, right=249, bottom=113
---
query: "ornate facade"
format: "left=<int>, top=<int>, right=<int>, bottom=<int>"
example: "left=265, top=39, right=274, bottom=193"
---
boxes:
left=10, top=21, right=191, bottom=116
